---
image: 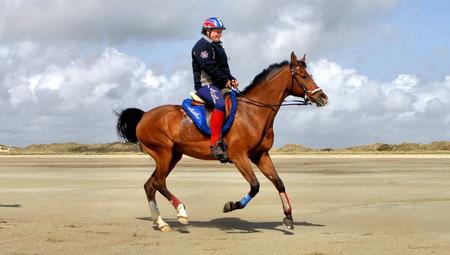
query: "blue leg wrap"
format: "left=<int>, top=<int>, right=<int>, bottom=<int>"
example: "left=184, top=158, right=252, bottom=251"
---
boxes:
left=239, top=194, right=252, bottom=207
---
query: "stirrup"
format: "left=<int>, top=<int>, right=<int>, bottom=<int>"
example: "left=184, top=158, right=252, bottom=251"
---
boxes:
left=211, top=140, right=228, bottom=162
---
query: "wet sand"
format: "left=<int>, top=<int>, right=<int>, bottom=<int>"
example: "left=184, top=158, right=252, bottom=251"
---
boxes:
left=1, top=155, right=450, bottom=255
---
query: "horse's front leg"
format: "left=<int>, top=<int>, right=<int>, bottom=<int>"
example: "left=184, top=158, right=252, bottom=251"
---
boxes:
left=251, top=152, right=294, bottom=229
left=223, top=156, right=260, bottom=213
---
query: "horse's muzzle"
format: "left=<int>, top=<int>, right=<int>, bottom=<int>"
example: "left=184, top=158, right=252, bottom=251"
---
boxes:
left=312, top=90, right=328, bottom=107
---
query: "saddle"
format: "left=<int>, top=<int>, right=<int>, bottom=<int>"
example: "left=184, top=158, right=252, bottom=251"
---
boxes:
left=181, top=89, right=237, bottom=136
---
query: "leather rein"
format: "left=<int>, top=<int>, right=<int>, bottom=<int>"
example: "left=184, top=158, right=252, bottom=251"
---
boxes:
left=231, top=65, right=322, bottom=109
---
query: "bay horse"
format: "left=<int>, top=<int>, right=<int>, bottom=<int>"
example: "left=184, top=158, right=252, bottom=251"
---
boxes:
left=116, top=52, right=328, bottom=231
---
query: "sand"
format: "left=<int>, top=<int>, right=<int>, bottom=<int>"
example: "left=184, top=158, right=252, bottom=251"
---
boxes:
left=1, top=155, right=450, bottom=255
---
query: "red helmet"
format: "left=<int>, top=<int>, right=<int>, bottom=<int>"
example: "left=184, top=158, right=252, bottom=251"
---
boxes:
left=202, top=17, right=226, bottom=30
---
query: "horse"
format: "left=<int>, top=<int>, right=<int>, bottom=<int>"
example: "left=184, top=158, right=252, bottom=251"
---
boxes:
left=116, top=52, right=328, bottom=231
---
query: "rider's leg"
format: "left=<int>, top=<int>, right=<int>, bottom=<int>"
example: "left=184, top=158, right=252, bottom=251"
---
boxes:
left=210, top=109, right=224, bottom=145
left=196, top=84, right=227, bottom=159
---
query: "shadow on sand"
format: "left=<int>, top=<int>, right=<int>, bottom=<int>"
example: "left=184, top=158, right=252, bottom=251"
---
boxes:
left=0, top=204, right=22, bottom=208
left=136, top=216, right=325, bottom=235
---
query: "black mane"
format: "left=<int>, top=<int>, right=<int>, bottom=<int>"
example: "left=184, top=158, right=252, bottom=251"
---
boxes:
left=241, top=61, right=289, bottom=94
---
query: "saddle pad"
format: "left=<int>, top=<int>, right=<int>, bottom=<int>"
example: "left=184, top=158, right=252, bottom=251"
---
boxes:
left=181, top=91, right=237, bottom=136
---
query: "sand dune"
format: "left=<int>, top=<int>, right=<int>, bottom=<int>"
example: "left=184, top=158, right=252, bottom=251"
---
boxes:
left=1, top=141, right=450, bottom=155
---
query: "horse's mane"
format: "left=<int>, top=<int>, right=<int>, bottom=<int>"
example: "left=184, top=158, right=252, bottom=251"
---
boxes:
left=241, top=61, right=289, bottom=94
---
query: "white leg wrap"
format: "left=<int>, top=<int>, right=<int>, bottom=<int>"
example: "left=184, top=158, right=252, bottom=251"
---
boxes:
left=176, top=204, right=188, bottom=218
left=176, top=204, right=189, bottom=224
left=148, top=201, right=160, bottom=222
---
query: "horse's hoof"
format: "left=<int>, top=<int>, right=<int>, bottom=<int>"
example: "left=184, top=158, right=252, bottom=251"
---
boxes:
left=223, top=201, right=235, bottom=213
left=159, top=225, right=171, bottom=232
left=177, top=216, right=189, bottom=225
left=155, top=215, right=171, bottom=232
left=283, top=217, right=294, bottom=230
left=176, top=204, right=189, bottom=224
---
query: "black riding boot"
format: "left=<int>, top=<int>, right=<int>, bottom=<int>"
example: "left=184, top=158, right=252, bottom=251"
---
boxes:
left=211, top=140, right=228, bottom=162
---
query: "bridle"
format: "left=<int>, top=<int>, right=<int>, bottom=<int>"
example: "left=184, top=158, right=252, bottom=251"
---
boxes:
left=232, top=64, right=322, bottom=109
left=290, top=65, right=323, bottom=103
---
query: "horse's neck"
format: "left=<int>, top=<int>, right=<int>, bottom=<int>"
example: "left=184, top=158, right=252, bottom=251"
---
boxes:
left=244, top=67, right=291, bottom=109
left=241, top=67, right=291, bottom=128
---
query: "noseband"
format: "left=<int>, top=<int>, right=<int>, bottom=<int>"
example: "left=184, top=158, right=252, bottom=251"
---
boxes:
left=290, top=66, right=323, bottom=102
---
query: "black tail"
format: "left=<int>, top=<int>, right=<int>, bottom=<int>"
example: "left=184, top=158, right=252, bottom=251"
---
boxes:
left=115, top=108, right=144, bottom=143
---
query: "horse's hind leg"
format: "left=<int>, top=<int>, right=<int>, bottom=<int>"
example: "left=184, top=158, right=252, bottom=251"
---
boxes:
left=143, top=173, right=170, bottom=231
left=156, top=151, right=189, bottom=225
left=143, top=149, right=187, bottom=231
left=251, top=152, right=294, bottom=229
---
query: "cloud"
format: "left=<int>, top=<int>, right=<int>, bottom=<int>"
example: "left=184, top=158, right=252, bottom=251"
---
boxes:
left=222, top=0, right=398, bottom=82
left=0, top=0, right=396, bottom=45
left=3, top=0, right=449, bottom=148
left=2, top=45, right=449, bottom=148
left=0, top=0, right=400, bottom=85
left=0, top=46, right=190, bottom=146
left=274, top=60, right=450, bottom=148
left=0, top=0, right=198, bottom=43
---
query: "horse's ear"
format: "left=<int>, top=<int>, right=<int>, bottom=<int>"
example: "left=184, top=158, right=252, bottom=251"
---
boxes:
left=301, top=53, right=306, bottom=63
left=290, top=51, right=297, bottom=66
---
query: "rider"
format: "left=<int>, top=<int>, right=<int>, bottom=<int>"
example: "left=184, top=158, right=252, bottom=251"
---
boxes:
left=192, top=17, right=238, bottom=160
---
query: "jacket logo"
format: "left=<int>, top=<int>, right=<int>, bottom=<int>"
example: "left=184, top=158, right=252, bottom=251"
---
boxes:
left=200, top=51, right=208, bottom=59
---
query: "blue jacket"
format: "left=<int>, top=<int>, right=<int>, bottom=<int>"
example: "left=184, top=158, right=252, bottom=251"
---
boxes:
left=192, top=36, right=235, bottom=90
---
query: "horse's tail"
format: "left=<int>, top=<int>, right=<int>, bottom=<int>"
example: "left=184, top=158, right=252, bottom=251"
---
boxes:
left=115, top=108, right=144, bottom=143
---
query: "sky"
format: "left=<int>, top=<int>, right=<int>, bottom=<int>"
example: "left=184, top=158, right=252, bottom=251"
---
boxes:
left=1, top=0, right=450, bottom=148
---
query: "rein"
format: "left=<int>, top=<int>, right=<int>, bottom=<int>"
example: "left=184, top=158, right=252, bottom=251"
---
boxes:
left=231, top=87, right=310, bottom=108
left=231, top=65, right=322, bottom=108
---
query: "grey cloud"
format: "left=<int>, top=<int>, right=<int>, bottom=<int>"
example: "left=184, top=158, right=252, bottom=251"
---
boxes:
left=0, top=0, right=198, bottom=43
left=0, top=47, right=191, bottom=146
left=0, top=0, right=397, bottom=45
left=0, top=0, right=399, bottom=88
left=221, top=0, right=398, bottom=83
